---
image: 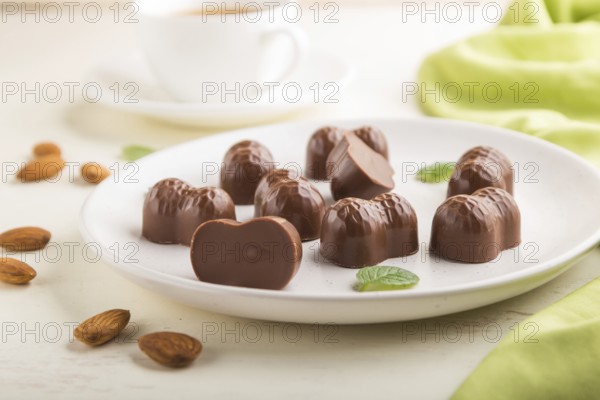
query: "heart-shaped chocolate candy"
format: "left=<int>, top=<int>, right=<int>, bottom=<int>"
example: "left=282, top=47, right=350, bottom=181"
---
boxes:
left=431, top=187, right=521, bottom=263
left=320, top=193, right=419, bottom=268
left=190, top=217, right=302, bottom=290
left=448, top=146, right=513, bottom=197
left=143, top=178, right=235, bottom=246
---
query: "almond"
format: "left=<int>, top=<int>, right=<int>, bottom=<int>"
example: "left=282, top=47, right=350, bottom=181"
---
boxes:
left=0, top=258, right=37, bottom=284
left=33, top=142, right=61, bottom=157
left=17, top=154, right=65, bottom=183
left=0, top=227, right=51, bottom=251
left=74, top=309, right=131, bottom=346
left=81, top=162, right=110, bottom=184
left=139, top=332, right=202, bottom=368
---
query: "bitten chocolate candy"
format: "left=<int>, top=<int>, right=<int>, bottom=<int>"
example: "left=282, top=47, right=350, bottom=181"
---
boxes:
left=448, top=146, right=513, bottom=197
left=327, top=132, right=394, bottom=200
left=190, top=217, right=302, bottom=290
left=430, top=187, right=521, bottom=263
left=220, top=140, right=274, bottom=205
left=254, top=169, right=325, bottom=241
left=320, top=193, right=418, bottom=268
left=353, top=126, right=389, bottom=159
left=305, top=126, right=389, bottom=180
left=143, top=178, right=236, bottom=246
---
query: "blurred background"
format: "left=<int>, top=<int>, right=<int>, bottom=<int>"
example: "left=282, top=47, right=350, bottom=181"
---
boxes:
left=0, top=0, right=508, bottom=147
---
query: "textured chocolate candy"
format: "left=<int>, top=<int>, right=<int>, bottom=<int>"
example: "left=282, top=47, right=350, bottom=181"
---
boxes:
left=254, top=169, right=325, bottom=241
left=448, top=146, right=513, bottom=197
left=305, top=126, right=345, bottom=180
left=305, top=125, right=389, bottom=180
left=143, top=178, right=236, bottom=246
left=431, top=187, right=521, bottom=263
left=353, top=126, right=389, bottom=159
left=220, top=140, right=274, bottom=205
left=327, top=132, right=395, bottom=200
left=190, top=217, right=302, bottom=290
left=254, top=169, right=298, bottom=215
left=320, top=193, right=418, bottom=268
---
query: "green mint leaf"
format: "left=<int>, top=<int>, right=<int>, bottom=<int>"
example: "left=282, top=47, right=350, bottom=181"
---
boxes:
left=122, top=145, right=155, bottom=161
left=416, top=162, right=455, bottom=183
left=356, top=266, right=419, bottom=292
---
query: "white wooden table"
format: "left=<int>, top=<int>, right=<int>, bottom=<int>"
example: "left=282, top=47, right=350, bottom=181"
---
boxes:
left=1, top=3, right=598, bottom=399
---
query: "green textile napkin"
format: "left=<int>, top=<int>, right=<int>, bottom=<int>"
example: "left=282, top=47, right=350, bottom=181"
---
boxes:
left=419, top=1, right=600, bottom=398
left=451, top=277, right=600, bottom=399
left=418, top=0, right=600, bottom=167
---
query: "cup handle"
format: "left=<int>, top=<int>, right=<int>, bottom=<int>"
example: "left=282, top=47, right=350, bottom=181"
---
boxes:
left=261, top=26, right=308, bottom=82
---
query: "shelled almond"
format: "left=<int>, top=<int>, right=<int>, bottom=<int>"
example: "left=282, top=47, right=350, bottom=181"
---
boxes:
left=0, top=258, right=37, bottom=284
left=0, top=227, right=51, bottom=251
left=17, top=154, right=65, bottom=182
left=33, top=142, right=61, bottom=158
left=74, top=309, right=131, bottom=346
left=81, top=162, right=110, bottom=184
left=138, top=332, right=202, bottom=368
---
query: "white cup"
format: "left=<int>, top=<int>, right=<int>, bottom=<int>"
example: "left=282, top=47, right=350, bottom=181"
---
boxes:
left=137, top=1, right=308, bottom=103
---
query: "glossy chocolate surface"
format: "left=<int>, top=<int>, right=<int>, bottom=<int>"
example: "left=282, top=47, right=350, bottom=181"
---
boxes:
left=143, top=178, right=236, bottom=246
left=220, top=140, right=274, bottom=205
left=190, top=217, right=302, bottom=290
left=253, top=169, right=298, bottom=214
left=305, top=126, right=345, bottom=180
left=320, top=193, right=418, bottom=268
left=431, top=187, right=521, bottom=263
left=352, top=126, right=389, bottom=159
left=305, top=125, right=389, bottom=180
left=254, top=169, right=325, bottom=241
left=327, top=132, right=395, bottom=200
left=448, top=146, right=513, bottom=197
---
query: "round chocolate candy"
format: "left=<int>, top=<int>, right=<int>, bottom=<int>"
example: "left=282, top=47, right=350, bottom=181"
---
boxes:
left=220, top=140, right=274, bottom=205
left=254, top=169, right=325, bottom=241
left=448, top=146, right=513, bottom=197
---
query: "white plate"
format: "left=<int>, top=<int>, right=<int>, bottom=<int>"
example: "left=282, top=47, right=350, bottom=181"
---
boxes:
left=79, top=118, right=600, bottom=324
left=88, top=50, right=353, bottom=128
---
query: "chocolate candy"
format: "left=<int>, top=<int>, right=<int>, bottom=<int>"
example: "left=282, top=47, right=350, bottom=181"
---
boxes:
left=305, top=126, right=345, bottom=180
left=190, top=217, right=302, bottom=290
left=353, top=126, right=389, bottom=159
left=254, top=169, right=325, bottom=241
left=327, top=132, right=395, bottom=200
left=320, top=193, right=418, bottom=268
left=254, top=169, right=297, bottom=215
left=305, top=126, right=389, bottom=180
left=220, top=140, right=274, bottom=205
left=430, top=187, right=521, bottom=263
left=143, top=178, right=236, bottom=246
left=448, top=146, right=513, bottom=197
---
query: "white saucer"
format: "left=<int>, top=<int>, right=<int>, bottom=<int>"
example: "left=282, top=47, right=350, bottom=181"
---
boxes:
left=79, top=118, right=600, bottom=324
left=88, top=50, right=354, bottom=127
